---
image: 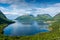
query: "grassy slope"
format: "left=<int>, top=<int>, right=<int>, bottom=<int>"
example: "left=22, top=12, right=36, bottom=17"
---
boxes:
left=0, top=24, right=8, bottom=33
left=0, top=20, right=60, bottom=40
left=0, top=11, right=15, bottom=40
left=0, top=12, right=60, bottom=40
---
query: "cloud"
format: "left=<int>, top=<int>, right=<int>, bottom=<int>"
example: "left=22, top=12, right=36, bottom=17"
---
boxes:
left=0, top=5, right=32, bottom=16
left=0, top=0, right=13, bottom=4
left=35, top=7, right=60, bottom=16
left=27, top=3, right=60, bottom=16
left=0, top=0, right=60, bottom=17
left=52, top=3, right=60, bottom=7
left=0, top=0, right=23, bottom=4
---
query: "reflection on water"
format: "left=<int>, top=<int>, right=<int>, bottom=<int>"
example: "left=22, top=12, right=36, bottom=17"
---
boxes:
left=4, top=20, right=49, bottom=36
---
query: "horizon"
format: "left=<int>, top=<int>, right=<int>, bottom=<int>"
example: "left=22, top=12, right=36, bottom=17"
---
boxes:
left=0, top=0, right=60, bottom=17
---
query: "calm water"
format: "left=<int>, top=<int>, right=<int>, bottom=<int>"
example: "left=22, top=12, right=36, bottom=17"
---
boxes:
left=4, top=20, right=49, bottom=36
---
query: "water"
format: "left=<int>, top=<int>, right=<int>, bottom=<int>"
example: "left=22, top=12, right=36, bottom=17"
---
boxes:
left=4, top=20, right=49, bottom=36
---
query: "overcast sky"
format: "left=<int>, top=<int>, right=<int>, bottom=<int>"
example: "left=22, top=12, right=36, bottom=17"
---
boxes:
left=0, top=0, right=60, bottom=16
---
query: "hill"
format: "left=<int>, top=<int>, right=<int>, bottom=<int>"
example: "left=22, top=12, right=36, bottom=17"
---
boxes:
left=0, top=20, right=60, bottom=40
left=0, top=12, right=60, bottom=40
left=0, top=10, right=15, bottom=35
left=16, top=14, right=34, bottom=24
left=0, top=10, right=15, bottom=24
left=54, top=13, right=60, bottom=20
left=36, top=14, right=53, bottom=21
left=16, top=14, right=53, bottom=24
left=0, top=11, right=7, bottom=19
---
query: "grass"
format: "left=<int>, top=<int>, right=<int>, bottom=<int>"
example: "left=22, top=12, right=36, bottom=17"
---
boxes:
left=0, top=20, right=60, bottom=40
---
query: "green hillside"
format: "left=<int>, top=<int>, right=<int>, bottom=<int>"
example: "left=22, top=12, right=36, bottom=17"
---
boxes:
left=16, top=15, right=34, bottom=24
left=0, top=11, right=15, bottom=24
left=16, top=14, right=52, bottom=21
left=0, top=12, right=60, bottom=40
left=0, top=11, right=15, bottom=35
left=36, top=14, right=53, bottom=21
left=0, top=11, right=7, bottom=19
left=54, top=13, right=60, bottom=20
left=16, top=14, right=53, bottom=24
left=0, top=20, right=60, bottom=40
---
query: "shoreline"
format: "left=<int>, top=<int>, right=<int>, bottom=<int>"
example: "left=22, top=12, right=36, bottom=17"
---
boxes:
left=0, top=22, right=15, bottom=34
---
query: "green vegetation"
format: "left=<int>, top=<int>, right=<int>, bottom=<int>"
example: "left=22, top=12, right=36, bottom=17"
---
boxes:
left=16, top=15, right=34, bottom=21
left=54, top=13, right=60, bottom=21
left=0, top=24, right=8, bottom=34
left=16, top=15, right=35, bottom=24
left=16, top=14, right=53, bottom=24
left=0, top=11, right=15, bottom=24
left=35, top=14, right=53, bottom=24
left=36, top=14, right=53, bottom=21
left=0, top=20, right=60, bottom=40
left=0, top=11, right=15, bottom=40
left=16, top=14, right=53, bottom=21
left=0, top=10, right=15, bottom=32
left=0, top=11, right=60, bottom=40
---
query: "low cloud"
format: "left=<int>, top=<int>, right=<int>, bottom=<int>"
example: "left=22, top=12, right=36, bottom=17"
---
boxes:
left=0, top=0, right=60, bottom=16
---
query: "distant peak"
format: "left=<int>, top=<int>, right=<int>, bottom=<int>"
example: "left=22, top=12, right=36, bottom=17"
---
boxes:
left=0, top=10, right=3, bottom=13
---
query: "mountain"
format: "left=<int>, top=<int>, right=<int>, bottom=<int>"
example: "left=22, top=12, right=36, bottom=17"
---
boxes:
left=0, top=11, right=14, bottom=24
left=16, top=14, right=53, bottom=24
left=36, top=14, right=53, bottom=21
left=54, top=13, right=60, bottom=20
left=16, top=14, right=34, bottom=24
left=0, top=10, right=15, bottom=35
left=0, top=11, right=7, bottom=19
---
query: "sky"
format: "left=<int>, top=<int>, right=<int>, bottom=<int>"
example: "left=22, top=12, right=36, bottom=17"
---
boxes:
left=0, top=0, right=60, bottom=17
